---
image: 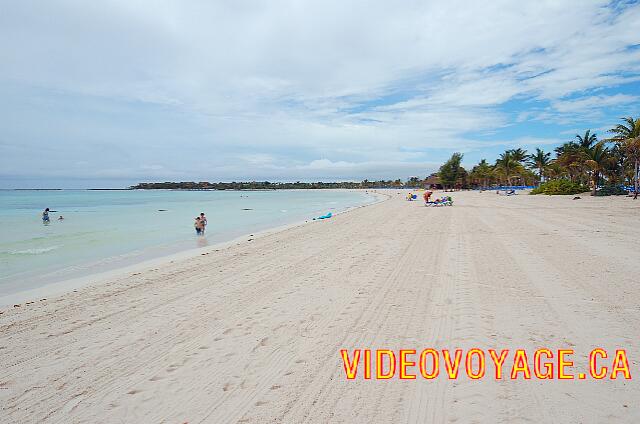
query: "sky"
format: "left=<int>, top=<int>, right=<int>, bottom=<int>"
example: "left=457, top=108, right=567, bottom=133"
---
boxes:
left=1, top=0, right=640, bottom=188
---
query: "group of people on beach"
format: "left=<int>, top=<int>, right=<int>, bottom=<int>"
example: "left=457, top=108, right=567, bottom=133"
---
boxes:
left=42, top=208, right=64, bottom=224
left=423, top=191, right=453, bottom=206
left=405, top=191, right=453, bottom=207
left=194, top=212, right=207, bottom=235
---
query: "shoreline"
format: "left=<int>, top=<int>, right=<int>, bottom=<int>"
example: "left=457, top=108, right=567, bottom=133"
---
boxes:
left=0, top=190, right=388, bottom=308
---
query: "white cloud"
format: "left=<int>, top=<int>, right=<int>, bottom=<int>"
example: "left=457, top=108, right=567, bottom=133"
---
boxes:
left=552, top=94, right=639, bottom=114
left=1, top=0, right=639, bottom=185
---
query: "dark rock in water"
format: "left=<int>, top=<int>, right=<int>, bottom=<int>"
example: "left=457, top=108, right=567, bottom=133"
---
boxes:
left=242, top=208, right=253, bottom=211
left=158, top=209, right=168, bottom=211
left=573, top=196, right=581, bottom=200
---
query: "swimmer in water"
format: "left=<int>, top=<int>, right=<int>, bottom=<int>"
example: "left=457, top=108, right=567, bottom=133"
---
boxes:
left=194, top=217, right=204, bottom=235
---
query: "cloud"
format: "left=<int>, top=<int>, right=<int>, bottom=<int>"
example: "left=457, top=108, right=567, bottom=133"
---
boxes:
left=1, top=0, right=639, bottom=186
left=551, top=94, right=639, bottom=114
left=300, top=159, right=357, bottom=170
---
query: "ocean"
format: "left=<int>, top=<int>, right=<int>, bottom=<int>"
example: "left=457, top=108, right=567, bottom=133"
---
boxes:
left=0, top=189, right=375, bottom=297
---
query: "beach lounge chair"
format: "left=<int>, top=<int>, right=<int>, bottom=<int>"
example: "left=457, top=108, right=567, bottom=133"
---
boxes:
left=425, top=197, right=453, bottom=207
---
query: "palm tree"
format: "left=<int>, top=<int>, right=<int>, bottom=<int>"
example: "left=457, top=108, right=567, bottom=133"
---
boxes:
left=575, top=130, right=598, bottom=150
left=602, top=143, right=624, bottom=185
left=495, top=151, right=523, bottom=185
left=621, top=137, right=640, bottom=199
left=544, top=161, right=565, bottom=180
left=471, top=159, right=494, bottom=188
left=555, top=142, right=587, bottom=183
left=584, top=142, right=610, bottom=196
left=408, top=176, right=421, bottom=187
left=527, top=148, right=551, bottom=185
left=609, top=116, right=640, bottom=199
left=554, top=141, right=578, bottom=157
left=609, top=117, right=640, bottom=142
left=507, top=148, right=528, bottom=163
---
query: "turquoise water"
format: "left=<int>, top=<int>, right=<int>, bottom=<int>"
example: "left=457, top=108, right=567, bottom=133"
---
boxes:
left=0, top=189, right=374, bottom=296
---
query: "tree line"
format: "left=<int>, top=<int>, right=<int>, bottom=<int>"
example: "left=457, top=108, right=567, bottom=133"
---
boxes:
left=438, top=116, right=640, bottom=197
left=130, top=180, right=413, bottom=190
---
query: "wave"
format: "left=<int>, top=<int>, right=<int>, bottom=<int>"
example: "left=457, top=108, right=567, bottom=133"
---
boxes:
left=2, top=245, right=62, bottom=255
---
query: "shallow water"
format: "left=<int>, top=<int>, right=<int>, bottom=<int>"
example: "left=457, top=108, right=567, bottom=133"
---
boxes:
left=0, top=189, right=374, bottom=296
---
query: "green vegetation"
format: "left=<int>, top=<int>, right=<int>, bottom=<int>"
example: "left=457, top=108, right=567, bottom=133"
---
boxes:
left=130, top=179, right=430, bottom=190
left=529, top=180, right=588, bottom=195
left=609, top=117, right=640, bottom=199
left=438, top=152, right=466, bottom=190
left=527, top=148, right=551, bottom=184
left=595, top=185, right=628, bottom=196
left=465, top=116, right=639, bottom=197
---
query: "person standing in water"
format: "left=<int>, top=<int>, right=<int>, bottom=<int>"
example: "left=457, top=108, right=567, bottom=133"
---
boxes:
left=42, top=208, right=50, bottom=223
left=199, top=212, right=207, bottom=233
left=194, top=217, right=203, bottom=235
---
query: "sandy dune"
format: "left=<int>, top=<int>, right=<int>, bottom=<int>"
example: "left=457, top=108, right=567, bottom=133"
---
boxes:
left=1, top=191, right=639, bottom=423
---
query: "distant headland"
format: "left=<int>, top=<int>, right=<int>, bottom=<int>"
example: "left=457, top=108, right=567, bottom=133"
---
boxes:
left=128, top=180, right=426, bottom=190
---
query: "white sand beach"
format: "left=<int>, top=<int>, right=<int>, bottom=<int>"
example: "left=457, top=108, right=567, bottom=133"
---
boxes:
left=1, top=191, right=639, bottom=423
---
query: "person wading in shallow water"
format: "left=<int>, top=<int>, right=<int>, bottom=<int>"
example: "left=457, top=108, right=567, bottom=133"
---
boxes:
left=42, top=208, right=50, bottom=223
left=194, top=217, right=204, bottom=235
left=199, top=212, right=207, bottom=233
